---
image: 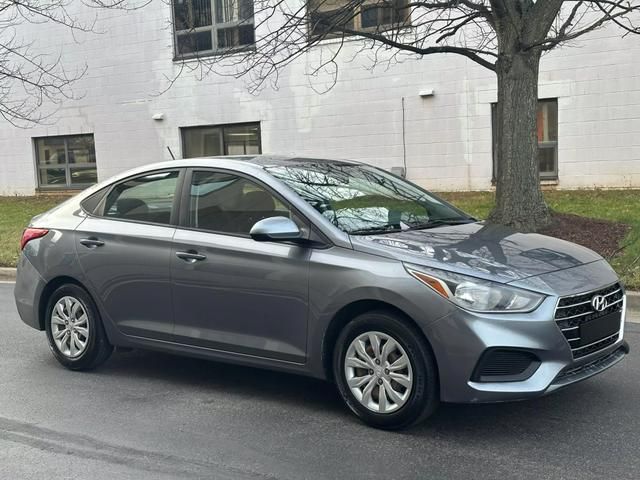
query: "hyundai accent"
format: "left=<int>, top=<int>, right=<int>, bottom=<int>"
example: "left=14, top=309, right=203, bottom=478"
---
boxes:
left=14, top=156, right=629, bottom=429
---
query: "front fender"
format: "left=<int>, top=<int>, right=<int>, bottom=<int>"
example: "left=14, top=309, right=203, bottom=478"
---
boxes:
left=305, top=247, right=456, bottom=379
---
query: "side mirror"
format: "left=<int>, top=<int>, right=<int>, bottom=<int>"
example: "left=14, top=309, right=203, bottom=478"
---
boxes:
left=250, top=216, right=301, bottom=242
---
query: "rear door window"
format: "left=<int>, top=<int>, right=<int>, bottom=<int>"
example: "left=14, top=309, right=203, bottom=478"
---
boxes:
left=101, top=170, right=180, bottom=225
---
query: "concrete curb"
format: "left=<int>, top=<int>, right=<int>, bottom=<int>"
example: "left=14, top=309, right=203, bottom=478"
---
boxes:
left=0, top=267, right=16, bottom=281
left=627, top=291, right=640, bottom=311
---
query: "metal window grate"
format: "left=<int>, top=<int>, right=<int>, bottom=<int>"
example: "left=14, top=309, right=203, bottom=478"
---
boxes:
left=554, top=283, right=624, bottom=359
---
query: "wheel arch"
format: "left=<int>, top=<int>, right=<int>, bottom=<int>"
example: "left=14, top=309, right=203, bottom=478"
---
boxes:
left=321, top=299, right=439, bottom=383
left=38, top=275, right=90, bottom=330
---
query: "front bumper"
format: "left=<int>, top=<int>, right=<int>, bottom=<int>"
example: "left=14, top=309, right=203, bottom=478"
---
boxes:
left=423, top=292, right=629, bottom=404
left=547, top=341, right=629, bottom=392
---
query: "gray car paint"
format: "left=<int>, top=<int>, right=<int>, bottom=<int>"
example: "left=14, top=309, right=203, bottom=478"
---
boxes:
left=75, top=216, right=177, bottom=339
left=350, top=223, right=602, bottom=283
left=14, top=155, right=628, bottom=404
left=171, top=227, right=310, bottom=363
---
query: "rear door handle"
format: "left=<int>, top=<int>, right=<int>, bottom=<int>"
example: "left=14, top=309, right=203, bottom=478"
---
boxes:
left=175, top=251, right=207, bottom=262
left=80, top=238, right=105, bottom=248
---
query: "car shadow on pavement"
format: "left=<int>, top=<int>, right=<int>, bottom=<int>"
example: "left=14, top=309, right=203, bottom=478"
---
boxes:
left=96, top=348, right=347, bottom=413
left=84, top=346, right=630, bottom=441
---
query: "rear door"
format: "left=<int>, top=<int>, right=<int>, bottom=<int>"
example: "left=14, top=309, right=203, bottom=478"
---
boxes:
left=170, top=169, right=311, bottom=363
left=76, top=169, right=183, bottom=339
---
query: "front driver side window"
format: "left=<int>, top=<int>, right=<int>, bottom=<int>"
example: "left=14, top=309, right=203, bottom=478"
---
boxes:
left=102, top=170, right=180, bottom=225
left=189, top=170, right=291, bottom=235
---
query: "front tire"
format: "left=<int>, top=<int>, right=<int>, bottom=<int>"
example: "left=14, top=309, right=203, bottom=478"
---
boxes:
left=45, top=284, right=113, bottom=370
left=333, top=310, right=439, bottom=429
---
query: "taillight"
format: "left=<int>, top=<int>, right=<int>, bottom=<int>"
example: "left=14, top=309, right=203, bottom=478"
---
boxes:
left=20, top=228, right=49, bottom=250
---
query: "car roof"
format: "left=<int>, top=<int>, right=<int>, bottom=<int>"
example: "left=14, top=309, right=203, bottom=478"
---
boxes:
left=111, top=155, right=361, bottom=179
left=187, top=155, right=361, bottom=168
left=74, top=155, right=364, bottom=202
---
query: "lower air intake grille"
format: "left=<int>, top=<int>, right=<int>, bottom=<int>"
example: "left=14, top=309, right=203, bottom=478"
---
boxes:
left=473, top=349, right=540, bottom=383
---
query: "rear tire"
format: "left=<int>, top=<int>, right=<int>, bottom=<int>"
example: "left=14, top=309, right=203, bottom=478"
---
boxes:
left=45, top=284, right=113, bottom=370
left=333, top=310, right=439, bottom=430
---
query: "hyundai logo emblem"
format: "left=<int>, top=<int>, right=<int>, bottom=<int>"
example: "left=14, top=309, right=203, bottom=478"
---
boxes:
left=591, top=295, right=608, bottom=312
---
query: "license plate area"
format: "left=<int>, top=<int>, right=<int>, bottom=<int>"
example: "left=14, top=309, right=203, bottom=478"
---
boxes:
left=579, top=311, right=621, bottom=346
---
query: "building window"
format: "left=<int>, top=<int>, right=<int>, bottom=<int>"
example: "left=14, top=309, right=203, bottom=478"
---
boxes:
left=181, top=123, right=261, bottom=158
left=172, top=0, right=255, bottom=57
left=492, top=99, right=558, bottom=180
left=308, top=0, right=410, bottom=39
left=34, top=134, right=97, bottom=189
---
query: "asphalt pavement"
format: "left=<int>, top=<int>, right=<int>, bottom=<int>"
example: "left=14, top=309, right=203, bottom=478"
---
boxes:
left=1, top=282, right=639, bottom=480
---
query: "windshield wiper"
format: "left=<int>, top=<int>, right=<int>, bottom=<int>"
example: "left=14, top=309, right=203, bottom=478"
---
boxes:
left=350, top=218, right=476, bottom=235
left=407, top=218, right=476, bottom=231
left=349, top=225, right=403, bottom=235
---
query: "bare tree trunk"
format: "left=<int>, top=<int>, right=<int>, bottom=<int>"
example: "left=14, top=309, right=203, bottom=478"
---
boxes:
left=489, top=50, right=551, bottom=232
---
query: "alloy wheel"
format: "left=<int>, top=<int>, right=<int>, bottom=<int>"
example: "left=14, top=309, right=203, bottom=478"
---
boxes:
left=50, top=296, right=90, bottom=358
left=344, top=331, right=413, bottom=413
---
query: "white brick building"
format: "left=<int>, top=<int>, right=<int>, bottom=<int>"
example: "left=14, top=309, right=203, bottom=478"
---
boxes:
left=0, top=2, right=639, bottom=195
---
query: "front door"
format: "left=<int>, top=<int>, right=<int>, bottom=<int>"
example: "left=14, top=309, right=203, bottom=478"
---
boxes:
left=170, top=169, right=310, bottom=363
left=76, top=169, right=182, bottom=339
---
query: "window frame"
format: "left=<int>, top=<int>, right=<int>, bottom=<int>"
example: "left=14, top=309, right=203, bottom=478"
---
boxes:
left=171, top=0, right=256, bottom=60
left=536, top=99, right=559, bottom=180
left=180, top=122, right=262, bottom=158
left=90, top=168, right=186, bottom=228
left=178, top=167, right=330, bottom=245
left=491, top=98, right=559, bottom=182
left=33, top=134, right=97, bottom=190
left=307, top=0, right=411, bottom=41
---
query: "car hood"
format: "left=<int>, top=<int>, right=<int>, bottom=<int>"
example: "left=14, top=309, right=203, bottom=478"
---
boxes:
left=350, top=222, right=603, bottom=283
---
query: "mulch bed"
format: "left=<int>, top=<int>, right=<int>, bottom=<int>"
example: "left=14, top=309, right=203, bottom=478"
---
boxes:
left=540, top=213, right=631, bottom=260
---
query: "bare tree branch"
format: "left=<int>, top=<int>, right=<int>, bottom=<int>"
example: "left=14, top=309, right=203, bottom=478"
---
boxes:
left=0, top=0, right=149, bottom=126
left=525, top=1, right=640, bottom=51
left=1, top=0, right=639, bottom=128
left=163, top=0, right=638, bottom=94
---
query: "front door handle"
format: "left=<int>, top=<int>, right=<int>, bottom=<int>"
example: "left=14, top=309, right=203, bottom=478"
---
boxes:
left=80, top=238, right=105, bottom=248
left=176, top=251, right=207, bottom=262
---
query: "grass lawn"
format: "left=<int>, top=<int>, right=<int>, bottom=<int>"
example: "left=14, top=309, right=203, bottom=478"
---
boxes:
left=1, top=190, right=639, bottom=289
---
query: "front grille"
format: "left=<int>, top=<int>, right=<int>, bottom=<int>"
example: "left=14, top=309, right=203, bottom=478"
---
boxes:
left=555, top=283, right=624, bottom=359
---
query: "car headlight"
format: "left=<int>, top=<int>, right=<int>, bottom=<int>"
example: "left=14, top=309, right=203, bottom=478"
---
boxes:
left=405, top=264, right=545, bottom=313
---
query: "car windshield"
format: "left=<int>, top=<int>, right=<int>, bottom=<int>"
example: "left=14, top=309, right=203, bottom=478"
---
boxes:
left=265, top=162, right=473, bottom=235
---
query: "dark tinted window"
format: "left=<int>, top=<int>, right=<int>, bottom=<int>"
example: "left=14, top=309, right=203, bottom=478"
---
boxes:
left=181, top=123, right=261, bottom=158
left=102, top=171, right=180, bottom=225
left=189, top=171, right=290, bottom=234
left=308, top=0, right=410, bottom=38
left=173, top=0, right=255, bottom=56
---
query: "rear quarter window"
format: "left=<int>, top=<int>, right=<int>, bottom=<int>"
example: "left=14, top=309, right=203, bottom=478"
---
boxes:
left=80, top=187, right=110, bottom=215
